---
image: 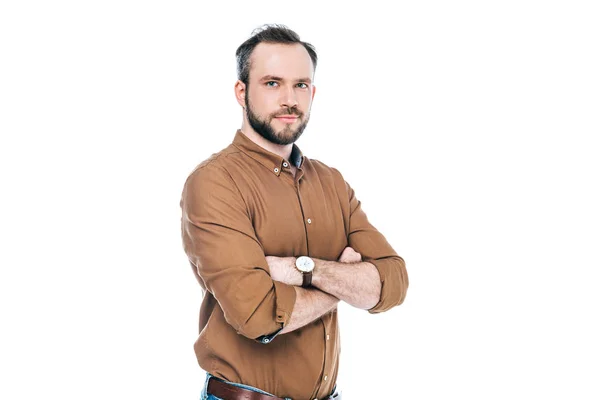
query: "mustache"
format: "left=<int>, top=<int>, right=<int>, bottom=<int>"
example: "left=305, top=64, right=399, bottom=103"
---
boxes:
left=272, top=108, right=302, bottom=118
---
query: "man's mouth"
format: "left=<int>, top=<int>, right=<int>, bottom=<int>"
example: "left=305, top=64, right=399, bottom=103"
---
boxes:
left=274, top=115, right=299, bottom=123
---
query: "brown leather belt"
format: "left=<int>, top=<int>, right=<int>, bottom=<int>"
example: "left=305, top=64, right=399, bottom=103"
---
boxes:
left=207, top=377, right=342, bottom=400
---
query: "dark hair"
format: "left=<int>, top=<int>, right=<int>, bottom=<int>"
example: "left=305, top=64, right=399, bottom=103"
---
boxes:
left=235, top=24, right=318, bottom=85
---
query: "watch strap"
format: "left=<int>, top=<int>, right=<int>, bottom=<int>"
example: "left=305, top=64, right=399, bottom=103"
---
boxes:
left=302, top=271, right=312, bottom=287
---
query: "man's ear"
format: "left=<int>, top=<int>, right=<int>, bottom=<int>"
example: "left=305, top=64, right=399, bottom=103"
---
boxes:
left=311, top=84, right=316, bottom=101
left=234, top=80, right=246, bottom=108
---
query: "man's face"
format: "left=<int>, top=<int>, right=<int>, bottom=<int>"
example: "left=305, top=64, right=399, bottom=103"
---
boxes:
left=244, top=43, right=315, bottom=145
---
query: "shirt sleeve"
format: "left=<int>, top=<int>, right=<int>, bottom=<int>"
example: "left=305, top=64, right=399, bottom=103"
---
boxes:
left=335, top=169, right=409, bottom=313
left=180, top=163, right=296, bottom=341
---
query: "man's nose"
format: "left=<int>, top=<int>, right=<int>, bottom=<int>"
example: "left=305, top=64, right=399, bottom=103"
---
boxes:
left=279, top=85, right=298, bottom=109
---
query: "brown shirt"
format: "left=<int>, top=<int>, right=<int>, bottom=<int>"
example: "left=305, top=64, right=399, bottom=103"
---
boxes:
left=180, top=129, right=408, bottom=399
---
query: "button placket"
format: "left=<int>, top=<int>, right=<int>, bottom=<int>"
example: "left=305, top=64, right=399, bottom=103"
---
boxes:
left=294, top=172, right=309, bottom=256
left=317, top=321, right=331, bottom=398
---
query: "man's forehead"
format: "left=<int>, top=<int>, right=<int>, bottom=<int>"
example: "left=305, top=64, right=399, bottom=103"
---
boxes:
left=249, top=42, right=314, bottom=81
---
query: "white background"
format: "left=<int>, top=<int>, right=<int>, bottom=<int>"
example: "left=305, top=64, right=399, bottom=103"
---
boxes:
left=1, top=1, right=599, bottom=399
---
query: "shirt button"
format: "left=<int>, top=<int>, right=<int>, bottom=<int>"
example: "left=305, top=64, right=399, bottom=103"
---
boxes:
left=324, top=375, right=328, bottom=381
left=283, top=162, right=289, bottom=167
left=307, top=218, right=312, bottom=224
left=327, top=334, right=330, bottom=340
left=273, top=167, right=279, bottom=174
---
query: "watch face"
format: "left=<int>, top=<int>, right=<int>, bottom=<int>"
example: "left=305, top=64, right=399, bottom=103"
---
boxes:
left=296, top=256, right=315, bottom=272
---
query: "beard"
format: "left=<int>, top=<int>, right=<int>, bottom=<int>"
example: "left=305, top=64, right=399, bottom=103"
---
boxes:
left=245, top=90, right=310, bottom=145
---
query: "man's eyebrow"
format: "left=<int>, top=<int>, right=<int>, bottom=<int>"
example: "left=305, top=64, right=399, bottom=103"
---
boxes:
left=260, top=75, right=284, bottom=82
left=260, top=75, right=312, bottom=84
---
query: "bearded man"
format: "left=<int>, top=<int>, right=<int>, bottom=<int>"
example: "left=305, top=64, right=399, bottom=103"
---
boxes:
left=180, top=24, right=408, bottom=400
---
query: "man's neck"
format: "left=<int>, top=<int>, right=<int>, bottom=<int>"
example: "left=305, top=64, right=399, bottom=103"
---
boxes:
left=240, top=126, right=293, bottom=162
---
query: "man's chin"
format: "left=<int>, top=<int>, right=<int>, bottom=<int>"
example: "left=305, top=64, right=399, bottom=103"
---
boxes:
left=266, top=125, right=294, bottom=142
left=280, top=130, right=303, bottom=144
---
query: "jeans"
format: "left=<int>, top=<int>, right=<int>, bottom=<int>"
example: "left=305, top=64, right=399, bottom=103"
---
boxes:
left=201, top=372, right=338, bottom=400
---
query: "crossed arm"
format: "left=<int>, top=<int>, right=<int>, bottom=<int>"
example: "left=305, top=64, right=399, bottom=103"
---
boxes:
left=268, top=246, right=383, bottom=335
left=181, top=164, right=407, bottom=342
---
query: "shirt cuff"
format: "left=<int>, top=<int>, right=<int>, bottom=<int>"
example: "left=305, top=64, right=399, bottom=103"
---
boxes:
left=273, top=280, right=296, bottom=326
left=255, top=327, right=284, bottom=344
left=254, top=281, right=297, bottom=344
left=366, top=256, right=408, bottom=314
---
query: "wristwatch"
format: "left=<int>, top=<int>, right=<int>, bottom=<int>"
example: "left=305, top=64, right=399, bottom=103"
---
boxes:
left=295, top=256, right=315, bottom=287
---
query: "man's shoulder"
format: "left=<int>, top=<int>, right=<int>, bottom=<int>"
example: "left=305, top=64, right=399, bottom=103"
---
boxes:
left=182, top=143, right=243, bottom=191
left=190, top=144, right=240, bottom=175
left=304, top=157, right=354, bottom=201
left=305, top=157, right=344, bottom=181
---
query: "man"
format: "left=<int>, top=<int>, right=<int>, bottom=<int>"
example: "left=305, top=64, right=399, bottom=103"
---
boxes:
left=180, top=24, right=408, bottom=400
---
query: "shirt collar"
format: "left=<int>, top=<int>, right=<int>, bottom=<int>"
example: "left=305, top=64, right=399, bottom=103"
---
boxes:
left=232, top=129, right=305, bottom=176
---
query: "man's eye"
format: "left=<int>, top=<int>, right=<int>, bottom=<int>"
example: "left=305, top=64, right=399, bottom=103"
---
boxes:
left=266, top=81, right=278, bottom=87
left=297, top=83, right=308, bottom=89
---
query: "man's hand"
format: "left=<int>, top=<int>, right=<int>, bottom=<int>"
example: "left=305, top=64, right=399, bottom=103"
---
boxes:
left=338, top=246, right=362, bottom=263
left=265, top=256, right=302, bottom=286
left=312, top=247, right=382, bottom=309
